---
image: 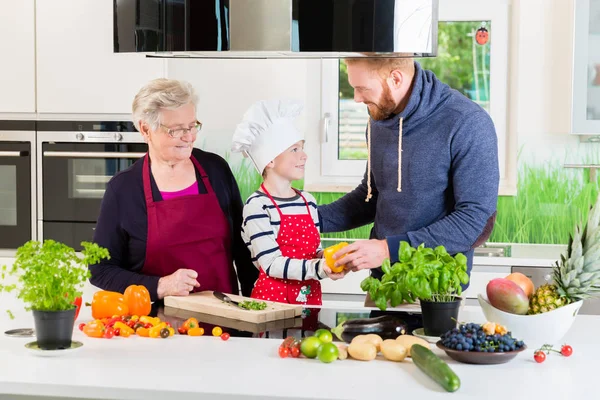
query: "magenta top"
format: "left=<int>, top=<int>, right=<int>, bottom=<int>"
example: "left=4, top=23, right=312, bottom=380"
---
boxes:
left=160, top=182, right=199, bottom=201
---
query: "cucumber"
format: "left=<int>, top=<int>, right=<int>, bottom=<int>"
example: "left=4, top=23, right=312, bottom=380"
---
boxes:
left=411, top=344, right=460, bottom=392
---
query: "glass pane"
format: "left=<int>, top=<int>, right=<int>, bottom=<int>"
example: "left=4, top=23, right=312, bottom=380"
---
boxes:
left=339, top=60, right=368, bottom=160
left=420, top=21, right=491, bottom=112
left=68, top=159, right=133, bottom=199
left=0, top=165, right=17, bottom=226
left=587, top=0, right=600, bottom=120
left=337, top=21, right=492, bottom=160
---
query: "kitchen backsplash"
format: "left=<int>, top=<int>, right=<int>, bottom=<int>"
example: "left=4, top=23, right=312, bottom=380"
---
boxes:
left=227, top=141, right=600, bottom=246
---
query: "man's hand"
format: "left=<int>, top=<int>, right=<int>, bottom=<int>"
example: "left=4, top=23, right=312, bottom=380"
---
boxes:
left=157, top=269, right=201, bottom=299
left=333, top=239, right=390, bottom=271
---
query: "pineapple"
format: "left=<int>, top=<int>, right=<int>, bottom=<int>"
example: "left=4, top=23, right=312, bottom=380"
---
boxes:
left=528, top=193, right=600, bottom=315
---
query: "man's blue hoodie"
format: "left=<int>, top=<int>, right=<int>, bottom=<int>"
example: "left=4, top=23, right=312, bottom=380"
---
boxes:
left=319, top=62, right=499, bottom=283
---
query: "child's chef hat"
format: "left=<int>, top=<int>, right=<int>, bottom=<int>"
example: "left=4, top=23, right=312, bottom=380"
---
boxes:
left=231, top=99, right=304, bottom=174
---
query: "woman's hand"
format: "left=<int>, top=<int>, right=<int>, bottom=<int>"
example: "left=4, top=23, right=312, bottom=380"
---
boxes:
left=157, top=269, right=201, bottom=299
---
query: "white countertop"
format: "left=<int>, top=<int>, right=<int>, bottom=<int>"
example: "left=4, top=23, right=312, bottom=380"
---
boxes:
left=0, top=288, right=597, bottom=400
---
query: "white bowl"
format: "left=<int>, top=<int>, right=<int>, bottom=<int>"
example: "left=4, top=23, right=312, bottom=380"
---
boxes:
left=477, top=294, right=583, bottom=349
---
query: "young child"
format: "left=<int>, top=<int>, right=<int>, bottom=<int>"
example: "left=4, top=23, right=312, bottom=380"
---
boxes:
left=231, top=99, right=345, bottom=306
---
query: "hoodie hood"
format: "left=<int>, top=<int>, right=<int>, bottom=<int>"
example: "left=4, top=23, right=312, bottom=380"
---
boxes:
left=371, top=61, right=453, bottom=134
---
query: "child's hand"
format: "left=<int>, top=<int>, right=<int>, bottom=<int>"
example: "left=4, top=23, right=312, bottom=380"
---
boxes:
left=323, top=265, right=348, bottom=280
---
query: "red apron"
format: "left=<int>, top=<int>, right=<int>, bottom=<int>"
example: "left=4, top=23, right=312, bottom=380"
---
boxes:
left=251, top=184, right=322, bottom=306
left=141, top=153, right=234, bottom=294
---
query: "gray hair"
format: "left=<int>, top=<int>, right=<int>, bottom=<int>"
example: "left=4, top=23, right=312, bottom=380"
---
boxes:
left=132, top=78, right=198, bottom=131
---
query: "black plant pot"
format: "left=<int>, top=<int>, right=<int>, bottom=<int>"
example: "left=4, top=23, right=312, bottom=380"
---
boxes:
left=420, top=297, right=462, bottom=337
left=32, top=308, right=76, bottom=350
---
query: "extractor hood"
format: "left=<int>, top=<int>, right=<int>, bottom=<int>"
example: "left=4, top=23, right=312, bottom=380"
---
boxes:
left=113, top=0, right=438, bottom=59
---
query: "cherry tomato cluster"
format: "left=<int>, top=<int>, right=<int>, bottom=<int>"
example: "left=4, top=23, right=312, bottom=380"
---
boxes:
left=78, top=315, right=174, bottom=339
left=279, top=336, right=301, bottom=358
left=176, top=318, right=229, bottom=341
left=534, top=344, right=573, bottom=363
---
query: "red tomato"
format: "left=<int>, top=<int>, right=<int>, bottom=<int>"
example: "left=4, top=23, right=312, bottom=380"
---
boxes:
left=221, top=332, right=230, bottom=341
left=144, top=323, right=152, bottom=329
left=177, top=326, right=187, bottom=335
left=78, top=323, right=86, bottom=331
left=561, top=345, right=573, bottom=357
left=114, top=328, right=121, bottom=336
left=103, top=327, right=115, bottom=339
left=278, top=346, right=290, bottom=358
left=534, top=351, right=546, bottom=363
left=290, top=346, right=300, bottom=358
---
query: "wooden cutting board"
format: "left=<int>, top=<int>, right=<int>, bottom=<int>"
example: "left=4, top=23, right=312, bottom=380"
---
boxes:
left=163, top=306, right=303, bottom=334
left=163, top=291, right=303, bottom=323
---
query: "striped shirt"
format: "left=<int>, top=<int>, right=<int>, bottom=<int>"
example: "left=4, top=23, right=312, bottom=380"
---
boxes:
left=242, top=190, right=326, bottom=281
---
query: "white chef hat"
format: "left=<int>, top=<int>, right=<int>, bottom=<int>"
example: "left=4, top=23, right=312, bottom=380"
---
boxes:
left=231, top=99, right=304, bottom=174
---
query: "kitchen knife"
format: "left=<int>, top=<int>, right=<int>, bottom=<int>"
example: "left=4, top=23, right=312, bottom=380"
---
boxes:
left=213, top=291, right=244, bottom=309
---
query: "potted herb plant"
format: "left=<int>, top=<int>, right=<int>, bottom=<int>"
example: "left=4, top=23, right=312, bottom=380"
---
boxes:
left=361, top=242, right=470, bottom=336
left=0, top=240, right=109, bottom=350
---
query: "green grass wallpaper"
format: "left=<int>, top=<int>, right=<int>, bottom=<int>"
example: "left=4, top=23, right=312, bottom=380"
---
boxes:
left=229, top=155, right=600, bottom=246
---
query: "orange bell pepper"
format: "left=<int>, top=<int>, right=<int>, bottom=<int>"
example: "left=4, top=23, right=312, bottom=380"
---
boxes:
left=182, top=317, right=199, bottom=331
left=323, top=242, right=349, bottom=273
left=91, top=291, right=129, bottom=320
left=83, top=320, right=105, bottom=338
left=124, top=285, right=151, bottom=317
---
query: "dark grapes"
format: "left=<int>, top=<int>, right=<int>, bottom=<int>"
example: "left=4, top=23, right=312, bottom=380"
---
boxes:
left=440, top=323, right=526, bottom=352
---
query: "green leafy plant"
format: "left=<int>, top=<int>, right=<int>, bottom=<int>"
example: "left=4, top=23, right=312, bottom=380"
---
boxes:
left=0, top=240, right=110, bottom=315
left=360, top=242, right=470, bottom=311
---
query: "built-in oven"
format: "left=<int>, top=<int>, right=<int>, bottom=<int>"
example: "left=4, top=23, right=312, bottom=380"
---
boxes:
left=37, top=121, right=147, bottom=250
left=0, top=121, right=36, bottom=253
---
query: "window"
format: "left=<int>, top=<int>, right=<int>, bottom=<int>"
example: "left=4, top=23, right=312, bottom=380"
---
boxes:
left=306, top=0, right=515, bottom=195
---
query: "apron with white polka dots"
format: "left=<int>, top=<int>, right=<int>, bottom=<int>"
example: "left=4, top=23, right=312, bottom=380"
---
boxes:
left=250, top=184, right=322, bottom=305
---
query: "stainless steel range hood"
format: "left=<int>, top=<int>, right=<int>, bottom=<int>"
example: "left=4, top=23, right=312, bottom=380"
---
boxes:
left=114, top=0, right=438, bottom=59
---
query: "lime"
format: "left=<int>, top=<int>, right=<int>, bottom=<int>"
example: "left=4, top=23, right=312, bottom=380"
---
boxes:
left=314, top=329, right=333, bottom=343
left=300, top=336, right=323, bottom=358
left=317, top=342, right=339, bottom=363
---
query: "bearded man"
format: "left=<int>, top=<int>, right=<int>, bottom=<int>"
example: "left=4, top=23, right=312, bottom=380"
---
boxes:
left=318, top=58, right=499, bottom=294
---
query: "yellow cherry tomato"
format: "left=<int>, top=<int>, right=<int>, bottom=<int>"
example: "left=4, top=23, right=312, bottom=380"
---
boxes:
left=212, top=326, right=223, bottom=336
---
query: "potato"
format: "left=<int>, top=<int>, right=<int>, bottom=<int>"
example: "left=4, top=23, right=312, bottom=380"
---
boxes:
left=380, top=339, right=408, bottom=362
left=395, top=335, right=430, bottom=357
left=337, top=344, right=348, bottom=360
left=348, top=342, right=378, bottom=361
left=351, top=334, right=383, bottom=351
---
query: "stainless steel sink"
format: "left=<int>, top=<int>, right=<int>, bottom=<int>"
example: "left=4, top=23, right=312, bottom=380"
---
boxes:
left=474, top=244, right=511, bottom=257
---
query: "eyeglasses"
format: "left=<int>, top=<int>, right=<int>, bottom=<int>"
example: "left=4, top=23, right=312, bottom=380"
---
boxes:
left=160, top=120, right=203, bottom=138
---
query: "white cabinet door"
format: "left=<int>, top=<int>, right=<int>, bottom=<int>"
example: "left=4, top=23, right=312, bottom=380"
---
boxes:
left=0, top=0, right=35, bottom=113
left=36, top=0, right=164, bottom=115
left=462, top=265, right=512, bottom=300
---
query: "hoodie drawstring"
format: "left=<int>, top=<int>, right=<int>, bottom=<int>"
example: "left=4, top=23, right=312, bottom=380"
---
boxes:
left=365, top=117, right=403, bottom=203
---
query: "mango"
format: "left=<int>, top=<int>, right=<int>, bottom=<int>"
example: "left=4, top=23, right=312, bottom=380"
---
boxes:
left=486, top=278, right=529, bottom=315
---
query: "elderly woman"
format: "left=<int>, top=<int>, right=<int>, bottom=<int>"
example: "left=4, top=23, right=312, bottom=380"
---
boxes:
left=90, top=78, right=257, bottom=301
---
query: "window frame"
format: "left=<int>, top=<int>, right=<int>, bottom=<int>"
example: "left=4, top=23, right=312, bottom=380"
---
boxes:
left=305, top=0, right=516, bottom=196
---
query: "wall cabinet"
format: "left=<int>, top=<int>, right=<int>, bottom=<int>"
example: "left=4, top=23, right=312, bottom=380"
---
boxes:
left=572, top=0, right=600, bottom=134
left=0, top=0, right=35, bottom=113
left=35, top=0, right=164, bottom=115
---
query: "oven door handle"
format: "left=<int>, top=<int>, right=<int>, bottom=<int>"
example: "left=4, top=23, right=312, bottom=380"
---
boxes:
left=0, top=151, right=29, bottom=157
left=43, top=151, right=147, bottom=159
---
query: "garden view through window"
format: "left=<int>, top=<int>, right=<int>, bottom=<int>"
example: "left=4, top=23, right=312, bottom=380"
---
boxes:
left=337, top=21, right=492, bottom=160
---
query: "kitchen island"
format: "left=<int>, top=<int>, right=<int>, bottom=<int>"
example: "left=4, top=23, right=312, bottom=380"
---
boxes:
left=0, top=289, right=597, bottom=400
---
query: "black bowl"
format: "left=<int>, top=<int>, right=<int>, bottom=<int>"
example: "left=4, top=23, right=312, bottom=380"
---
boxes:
left=436, top=341, right=527, bottom=365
